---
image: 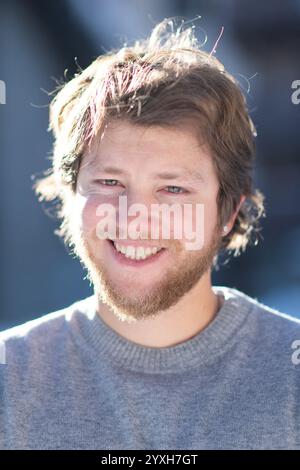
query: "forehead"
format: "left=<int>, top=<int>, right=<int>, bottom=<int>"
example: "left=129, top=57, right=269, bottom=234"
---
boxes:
left=84, top=120, right=210, bottom=163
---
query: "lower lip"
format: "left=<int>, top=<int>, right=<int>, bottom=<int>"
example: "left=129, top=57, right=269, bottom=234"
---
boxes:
left=107, top=240, right=167, bottom=268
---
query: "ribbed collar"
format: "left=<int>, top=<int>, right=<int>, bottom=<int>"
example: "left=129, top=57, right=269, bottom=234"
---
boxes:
left=72, top=286, right=254, bottom=374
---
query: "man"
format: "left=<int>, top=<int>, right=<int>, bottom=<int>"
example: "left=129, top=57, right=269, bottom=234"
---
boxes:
left=0, top=18, right=299, bottom=450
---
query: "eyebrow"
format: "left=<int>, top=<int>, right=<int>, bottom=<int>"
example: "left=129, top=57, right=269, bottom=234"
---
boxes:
left=89, top=165, right=204, bottom=181
left=155, top=170, right=202, bottom=180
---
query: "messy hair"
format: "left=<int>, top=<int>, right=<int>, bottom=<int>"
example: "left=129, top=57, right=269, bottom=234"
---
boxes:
left=34, top=17, right=265, bottom=257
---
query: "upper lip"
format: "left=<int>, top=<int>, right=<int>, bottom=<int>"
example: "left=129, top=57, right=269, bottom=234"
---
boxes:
left=109, top=239, right=166, bottom=249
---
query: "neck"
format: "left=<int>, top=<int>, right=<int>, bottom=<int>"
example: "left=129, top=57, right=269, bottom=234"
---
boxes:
left=95, top=271, right=223, bottom=348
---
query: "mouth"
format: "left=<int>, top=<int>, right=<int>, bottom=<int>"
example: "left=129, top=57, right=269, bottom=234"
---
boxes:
left=107, top=239, right=167, bottom=268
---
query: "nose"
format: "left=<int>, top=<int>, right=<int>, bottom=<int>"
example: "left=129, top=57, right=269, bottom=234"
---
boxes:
left=116, top=190, right=161, bottom=241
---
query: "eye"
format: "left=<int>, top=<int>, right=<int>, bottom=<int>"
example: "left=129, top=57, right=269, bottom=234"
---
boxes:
left=164, top=186, right=187, bottom=194
left=96, top=179, right=121, bottom=186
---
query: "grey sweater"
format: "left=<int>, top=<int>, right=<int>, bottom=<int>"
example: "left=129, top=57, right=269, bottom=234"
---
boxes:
left=0, top=286, right=299, bottom=450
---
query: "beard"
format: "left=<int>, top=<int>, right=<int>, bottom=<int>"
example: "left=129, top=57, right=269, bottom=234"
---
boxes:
left=70, top=222, right=222, bottom=324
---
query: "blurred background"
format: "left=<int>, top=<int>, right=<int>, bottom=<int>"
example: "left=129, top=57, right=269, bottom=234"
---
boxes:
left=0, top=0, right=299, bottom=329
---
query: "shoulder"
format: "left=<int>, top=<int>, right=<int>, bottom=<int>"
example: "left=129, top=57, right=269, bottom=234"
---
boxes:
left=216, top=285, right=300, bottom=329
left=215, top=286, right=300, bottom=366
left=0, top=296, right=94, bottom=368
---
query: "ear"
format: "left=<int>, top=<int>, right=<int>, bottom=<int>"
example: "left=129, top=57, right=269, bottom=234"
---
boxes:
left=223, top=195, right=246, bottom=236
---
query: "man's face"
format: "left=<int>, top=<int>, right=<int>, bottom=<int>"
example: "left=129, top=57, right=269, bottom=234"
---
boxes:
left=68, top=120, right=223, bottom=322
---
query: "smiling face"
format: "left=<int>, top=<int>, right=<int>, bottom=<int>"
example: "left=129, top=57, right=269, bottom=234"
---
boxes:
left=66, top=120, right=223, bottom=322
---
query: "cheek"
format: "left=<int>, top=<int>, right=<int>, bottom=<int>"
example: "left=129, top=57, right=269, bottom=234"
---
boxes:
left=181, top=198, right=218, bottom=251
left=204, top=201, right=219, bottom=236
left=177, top=198, right=218, bottom=245
left=73, top=194, right=102, bottom=236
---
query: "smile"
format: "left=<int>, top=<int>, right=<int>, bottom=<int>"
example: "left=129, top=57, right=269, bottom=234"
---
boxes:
left=107, top=239, right=167, bottom=266
left=113, top=241, right=163, bottom=260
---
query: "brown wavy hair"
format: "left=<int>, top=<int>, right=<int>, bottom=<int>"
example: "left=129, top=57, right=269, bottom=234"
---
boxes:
left=34, top=17, right=265, bottom=258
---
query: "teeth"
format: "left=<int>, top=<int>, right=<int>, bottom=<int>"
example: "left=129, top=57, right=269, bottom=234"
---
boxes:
left=114, top=242, right=162, bottom=260
left=136, top=247, right=146, bottom=260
